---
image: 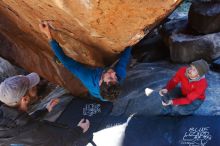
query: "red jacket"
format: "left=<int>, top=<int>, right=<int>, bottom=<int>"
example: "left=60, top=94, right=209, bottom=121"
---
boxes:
left=166, top=67, right=208, bottom=105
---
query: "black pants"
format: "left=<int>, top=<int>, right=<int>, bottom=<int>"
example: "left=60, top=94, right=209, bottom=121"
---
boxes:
left=162, top=87, right=203, bottom=116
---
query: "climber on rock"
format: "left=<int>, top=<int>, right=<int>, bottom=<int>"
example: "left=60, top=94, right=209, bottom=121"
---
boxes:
left=159, top=59, right=209, bottom=116
left=39, top=21, right=132, bottom=102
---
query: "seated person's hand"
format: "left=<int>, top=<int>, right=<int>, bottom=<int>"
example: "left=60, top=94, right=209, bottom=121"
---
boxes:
left=77, top=118, right=90, bottom=133
left=162, top=100, right=173, bottom=106
left=159, top=89, right=168, bottom=96
left=46, top=98, right=60, bottom=112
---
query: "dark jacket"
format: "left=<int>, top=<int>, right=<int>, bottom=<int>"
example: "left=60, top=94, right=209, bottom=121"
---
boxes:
left=0, top=105, right=83, bottom=146
left=49, top=40, right=132, bottom=101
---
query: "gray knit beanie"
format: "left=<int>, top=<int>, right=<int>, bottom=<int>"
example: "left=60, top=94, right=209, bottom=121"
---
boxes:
left=191, top=59, right=209, bottom=77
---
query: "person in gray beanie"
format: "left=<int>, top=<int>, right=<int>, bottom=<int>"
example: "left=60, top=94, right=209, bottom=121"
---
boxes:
left=0, top=73, right=90, bottom=146
left=159, top=59, right=209, bottom=116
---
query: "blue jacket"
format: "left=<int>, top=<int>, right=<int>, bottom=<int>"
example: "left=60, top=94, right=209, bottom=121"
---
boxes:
left=49, top=40, right=132, bottom=101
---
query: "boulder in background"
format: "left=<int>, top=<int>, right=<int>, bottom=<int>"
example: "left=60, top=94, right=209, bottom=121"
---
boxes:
left=189, top=1, right=220, bottom=34
left=169, top=32, right=220, bottom=63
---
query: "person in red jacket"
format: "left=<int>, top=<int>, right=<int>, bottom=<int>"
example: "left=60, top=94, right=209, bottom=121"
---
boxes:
left=159, top=59, right=209, bottom=115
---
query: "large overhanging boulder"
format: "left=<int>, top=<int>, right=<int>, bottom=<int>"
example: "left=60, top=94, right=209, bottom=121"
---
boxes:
left=0, top=0, right=182, bottom=96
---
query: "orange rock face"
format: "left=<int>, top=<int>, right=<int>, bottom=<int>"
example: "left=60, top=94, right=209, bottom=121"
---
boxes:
left=0, top=0, right=182, bottom=96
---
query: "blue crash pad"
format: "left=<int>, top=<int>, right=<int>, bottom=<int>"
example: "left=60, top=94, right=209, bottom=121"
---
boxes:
left=123, top=115, right=220, bottom=146
left=56, top=98, right=113, bottom=135
left=56, top=99, right=220, bottom=146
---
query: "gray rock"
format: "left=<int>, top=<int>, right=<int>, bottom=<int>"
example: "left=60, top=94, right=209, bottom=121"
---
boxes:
left=159, top=18, right=188, bottom=47
left=132, top=34, right=169, bottom=63
left=0, top=57, right=17, bottom=82
left=169, top=32, right=220, bottom=63
left=189, top=1, right=220, bottom=34
left=160, top=16, right=220, bottom=63
left=168, top=1, right=191, bottom=20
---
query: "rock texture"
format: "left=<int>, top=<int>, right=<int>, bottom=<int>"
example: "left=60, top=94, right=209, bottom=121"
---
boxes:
left=159, top=18, right=189, bottom=47
left=132, top=33, right=169, bottom=63
left=169, top=31, right=220, bottom=63
left=0, top=0, right=182, bottom=96
left=189, top=1, right=220, bottom=34
left=160, top=16, right=220, bottom=63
